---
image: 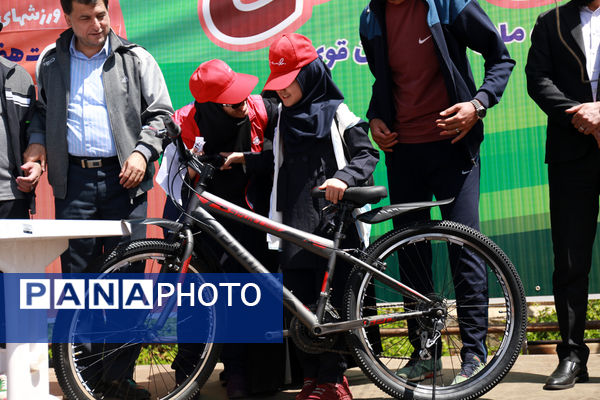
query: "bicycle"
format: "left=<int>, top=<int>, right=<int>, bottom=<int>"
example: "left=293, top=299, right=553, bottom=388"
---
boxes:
left=52, top=119, right=527, bottom=400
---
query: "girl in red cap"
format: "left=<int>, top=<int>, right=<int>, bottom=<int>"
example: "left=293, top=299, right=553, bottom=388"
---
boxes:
left=158, top=59, right=284, bottom=399
left=263, top=33, right=379, bottom=400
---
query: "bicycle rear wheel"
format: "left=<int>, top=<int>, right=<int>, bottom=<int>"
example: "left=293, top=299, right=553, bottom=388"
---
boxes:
left=344, top=220, right=526, bottom=400
left=53, top=239, right=223, bottom=400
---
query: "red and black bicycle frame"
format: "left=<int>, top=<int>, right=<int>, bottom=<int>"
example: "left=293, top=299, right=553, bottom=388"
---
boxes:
left=168, top=184, right=435, bottom=337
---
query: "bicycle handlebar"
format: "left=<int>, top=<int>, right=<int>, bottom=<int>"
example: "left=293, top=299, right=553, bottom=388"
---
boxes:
left=155, top=115, right=224, bottom=182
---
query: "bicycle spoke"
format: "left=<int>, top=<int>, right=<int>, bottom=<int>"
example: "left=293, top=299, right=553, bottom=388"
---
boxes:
left=54, top=241, right=222, bottom=400
left=345, top=221, right=526, bottom=399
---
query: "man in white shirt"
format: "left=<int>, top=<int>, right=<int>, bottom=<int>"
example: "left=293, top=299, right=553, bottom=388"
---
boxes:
left=25, top=0, right=173, bottom=275
left=24, top=1, right=173, bottom=398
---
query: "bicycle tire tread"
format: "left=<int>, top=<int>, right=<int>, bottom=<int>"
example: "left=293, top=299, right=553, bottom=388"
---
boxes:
left=343, top=220, right=527, bottom=400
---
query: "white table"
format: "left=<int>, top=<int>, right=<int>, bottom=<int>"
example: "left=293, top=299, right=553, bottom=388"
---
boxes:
left=0, top=219, right=131, bottom=400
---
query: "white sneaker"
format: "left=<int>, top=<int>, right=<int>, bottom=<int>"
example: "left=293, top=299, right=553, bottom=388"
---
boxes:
left=0, top=374, right=7, bottom=400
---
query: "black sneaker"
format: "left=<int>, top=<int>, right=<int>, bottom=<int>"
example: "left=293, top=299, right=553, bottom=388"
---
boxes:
left=226, top=373, right=248, bottom=399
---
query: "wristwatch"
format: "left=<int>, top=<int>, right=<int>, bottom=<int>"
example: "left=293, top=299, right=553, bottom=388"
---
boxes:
left=470, top=99, right=487, bottom=119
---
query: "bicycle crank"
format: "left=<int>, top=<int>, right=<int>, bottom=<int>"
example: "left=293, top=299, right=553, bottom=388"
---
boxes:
left=289, top=303, right=350, bottom=355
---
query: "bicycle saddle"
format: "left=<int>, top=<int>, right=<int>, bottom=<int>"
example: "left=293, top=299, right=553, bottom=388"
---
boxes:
left=311, top=185, right=388, bottom=207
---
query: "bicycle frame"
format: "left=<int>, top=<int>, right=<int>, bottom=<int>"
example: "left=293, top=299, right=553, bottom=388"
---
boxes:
left=163, top=180, right=437, bottom=338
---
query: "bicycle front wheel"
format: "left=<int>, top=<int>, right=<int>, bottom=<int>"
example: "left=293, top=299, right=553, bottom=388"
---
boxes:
left=344, top=220, right=526, bottom=400
left=53, top=239, right=223, bottom=400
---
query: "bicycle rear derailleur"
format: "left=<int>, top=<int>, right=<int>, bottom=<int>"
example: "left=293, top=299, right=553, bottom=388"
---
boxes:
left=415, top=296, right=447, bottom=360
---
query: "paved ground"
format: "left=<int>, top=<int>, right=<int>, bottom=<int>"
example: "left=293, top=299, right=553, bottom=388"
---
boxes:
left=49, top=354, right=600, bottom=399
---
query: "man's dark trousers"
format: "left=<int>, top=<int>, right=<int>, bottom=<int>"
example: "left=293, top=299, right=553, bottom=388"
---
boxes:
left=548, top=147, right=600, bottom=367
left=54, top=160, right=147, bottom=383
left=386, top=139, right=488, bottom=362
left=54, top=160, right=147, bottom=273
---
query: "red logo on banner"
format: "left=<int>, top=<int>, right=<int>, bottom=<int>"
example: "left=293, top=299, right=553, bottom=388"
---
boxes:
left=198, top=0, right=332, bottom=52
left=483, top=0, right=563, bottom=8
left=0, top=0, right=126, bottom=81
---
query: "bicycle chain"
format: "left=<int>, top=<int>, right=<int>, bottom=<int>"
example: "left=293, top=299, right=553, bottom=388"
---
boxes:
left=289, top=304, right=353, bottom=356
left=292, top=336, right=354, bottom=356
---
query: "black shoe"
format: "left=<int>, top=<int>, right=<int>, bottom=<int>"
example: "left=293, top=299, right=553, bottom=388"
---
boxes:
left=101, top=378, right=151, bottom=399
left=543, top=360, right=589, bottom=390
left=226, top=373, right=248, bottom=399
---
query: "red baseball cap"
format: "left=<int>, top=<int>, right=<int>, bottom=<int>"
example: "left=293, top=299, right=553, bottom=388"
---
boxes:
left=263, top=33, right=318, bottom=91
left=189, top=59, right=259, bottom=104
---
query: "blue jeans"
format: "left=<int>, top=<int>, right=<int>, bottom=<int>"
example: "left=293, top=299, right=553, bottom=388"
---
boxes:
left=386, top=140, right=488, bottom=362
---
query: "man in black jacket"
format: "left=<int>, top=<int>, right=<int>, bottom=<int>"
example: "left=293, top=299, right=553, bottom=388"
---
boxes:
left=526, top=0, right=600, bottom=391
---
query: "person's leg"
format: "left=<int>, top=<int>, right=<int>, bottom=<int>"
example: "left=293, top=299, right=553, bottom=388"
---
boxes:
left=385, top=144, right=437, bottom=358
left=54, top=165, right=102, bottom=273
left=240, top=226, right=287, bottom=395
left=283, top=265, right=352, bottom=400
left=221, top=343, right=249, bottom=398
left=0, top=199, right=29, bottom=219
left=315, top=256, right=351, bottom=385
left=53, top=166, right=109, bottom=393
left=283, top=267, right=321, bottom=381
left=284, top=238, right=357, bottom=386
left=88, top=165, right=148, bottom=389
left=432, top=144, right=488, bottom=364
left=548, top=152, right=600, bottom=367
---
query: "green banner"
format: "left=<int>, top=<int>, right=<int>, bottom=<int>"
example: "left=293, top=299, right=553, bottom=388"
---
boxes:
left=115, top=0, right=597, bottom=297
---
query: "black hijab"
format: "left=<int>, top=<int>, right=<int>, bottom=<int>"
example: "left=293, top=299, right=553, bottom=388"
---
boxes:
left=279, top=59, right=344, bottom=153
left=193, top=101, right=251, bottom=155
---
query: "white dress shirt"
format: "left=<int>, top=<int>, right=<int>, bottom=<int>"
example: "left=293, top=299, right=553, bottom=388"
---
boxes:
left=580, top=5, right=600, bottom=100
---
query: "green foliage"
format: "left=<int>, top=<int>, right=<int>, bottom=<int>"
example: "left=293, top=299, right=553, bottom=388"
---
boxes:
left=527, top=300, right=600, bottom=342
left=378, top=306, right=504, bottom=358
left=137, top=344, right=177, bottom=365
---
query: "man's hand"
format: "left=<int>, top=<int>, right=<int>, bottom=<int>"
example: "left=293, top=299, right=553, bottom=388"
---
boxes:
left=119, top=151, right=147, bottom=189
left=318, top=178, right=348, bottom=204
left=369, top=118, right=398, bottom=152
left=220, top=152, right=245, bottom=170
left=566, top=103, right=600, bottom=142
left=16, top=161, right=43, bottom=193
left=23, top=143, right=47, bottom=171
left=437, top=102, right=479, bottom=144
